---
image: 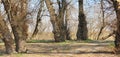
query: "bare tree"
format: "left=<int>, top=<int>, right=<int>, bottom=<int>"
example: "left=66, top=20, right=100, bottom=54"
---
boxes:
left=111, top=0, right=120, bottom=53
left=45, top=0, right=70, bottom=42
left=77, top=0, right=88, bottom=40
left=97, top=0, right=105, bottom=40
left=32, top=0, right=44, bottom=37
left=0, top=12, right=14, bottom=54
left=2, top=0, right=28, bottom=53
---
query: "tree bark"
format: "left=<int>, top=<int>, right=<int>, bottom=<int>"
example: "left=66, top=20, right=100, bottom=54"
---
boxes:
left=111, top=0, right=120, bottom=53
left=12, top=24, right=28, bottom=53
left=77, top=0, right=88, bottom=40
left=45, top=0, right=66, bottom=42
left=2, top=33, right=14, bottom=54
left=65, top=8, right=71, bottom=40
left=0, top=15, right=14, bottom=54
left=2, top=0, right=28, bottom=53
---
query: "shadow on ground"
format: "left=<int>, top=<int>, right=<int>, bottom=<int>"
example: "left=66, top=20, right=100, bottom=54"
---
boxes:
left=0, top=40, right=115, bottom=56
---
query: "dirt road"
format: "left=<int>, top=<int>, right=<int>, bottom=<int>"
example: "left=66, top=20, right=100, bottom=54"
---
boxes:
left=0, top=41, right=119, bottom=57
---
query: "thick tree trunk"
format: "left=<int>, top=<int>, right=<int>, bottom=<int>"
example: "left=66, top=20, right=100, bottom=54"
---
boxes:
left=0, top=16, right=14, bottom=54
left=2, top=0, right=28, bottom=53
left=77, top=0, right=88, bottom=40
left=66, top=28, right=71, bottom=40
left=12, top=24, right=28, bottom=52
left=2, top=33, right=14, bottom=54
left=45, top=0, right=66, bottom=42
left=111, top=0, right=120, bottom=53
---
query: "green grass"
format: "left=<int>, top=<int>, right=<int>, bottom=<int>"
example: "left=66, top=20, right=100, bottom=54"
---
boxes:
left=26, top=39, right=115, bottom=48
left=55, top=40, right=75, bottom=46
left=27, top=40, right=54, bottom=43
left=79, top=39, right=96, bottom=43
left=109, top=41, right=114, bottom=48
left=27, top=39, right=115, bottom=48
left=0, top=53, right=4, bottom=56
left=27, top=39, right=95, bottom=43
left=15, top=53, right=23, bottom=57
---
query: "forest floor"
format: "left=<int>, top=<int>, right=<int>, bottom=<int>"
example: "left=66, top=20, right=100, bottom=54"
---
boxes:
left=0, top=40, right=120, bottom=57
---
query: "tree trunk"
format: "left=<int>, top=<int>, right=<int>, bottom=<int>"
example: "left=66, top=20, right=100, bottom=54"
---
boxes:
left=2, top=33, right=14, bottom=54
left=45, top=0, right=66, bottom=42
left=12, top=24, right=28, bottom=53
left=0, top=16, right=14, bottom=54
left=77, top=0, right=88, bottom=40
left=111, top=0, right=120, bottom=53
left=65, top=8, right=71, bottom=40
left=2, top=0, right=28, bottom=53
left=32, top=0, right=44, bottom=37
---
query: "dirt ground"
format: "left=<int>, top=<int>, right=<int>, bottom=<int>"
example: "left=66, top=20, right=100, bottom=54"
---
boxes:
left=0, top=41, right=119, bottom=57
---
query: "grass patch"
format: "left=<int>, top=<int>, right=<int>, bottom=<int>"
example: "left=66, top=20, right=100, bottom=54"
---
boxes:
left=27, top=40, right=54, bottom=43
left=0, top=53, right=4, bottom=56
left=27, top=39, right=96, bottom=43
left=15, top=53, right=23, bottom=57
left=27, top=39, right=112, bottom=44
left=81, top=39, right=95, bottom=43
left=55, top=40, right=76, bottom=46
left=109, top=41, right=114, bottom=48
left=75, top=39, right=97, bottom=43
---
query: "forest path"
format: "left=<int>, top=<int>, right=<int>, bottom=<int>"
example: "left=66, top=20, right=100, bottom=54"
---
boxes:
left=0, top=40, right=119, bottom=57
